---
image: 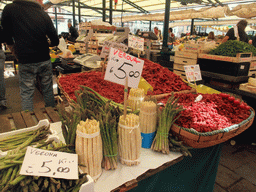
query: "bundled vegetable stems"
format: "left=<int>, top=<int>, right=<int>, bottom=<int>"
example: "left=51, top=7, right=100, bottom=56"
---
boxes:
left=0, top=125, right=51, bottom=152
left=128, top=88, right=145, bottom=111
left=98, top=101, right=118, bottom=170
left=169, top=133, right=192, bottom=157
left=118, top=114, right=141, bottom=166
left=0, top=141, right=82, bottom=192
left=139, top=101, right=157, bottom=134
left=57, top=103, right=81, bottom=149
left=76, top=119, right=102, bottom=180
left=151, top=94, right=184, bottom=154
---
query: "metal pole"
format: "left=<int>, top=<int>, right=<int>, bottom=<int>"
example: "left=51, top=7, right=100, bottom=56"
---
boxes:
left=149, top=20, right=152, bottom=31
left=121, top=1, right=124, bottom=27
left=109, top=0, right=113, bottom=24
left=103, top=0, right=106, bottom=22
left=78, top=0, right=81, bottom=23
left=72, top=0, right=76, bottom=27
left=55, top=7, right=58, bottom=34
left=162, top=0, right=170, bottom=49
left=190, top=19, right=194, bottom=35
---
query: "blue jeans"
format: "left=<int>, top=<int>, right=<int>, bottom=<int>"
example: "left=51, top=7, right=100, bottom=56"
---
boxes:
left=19, top=59, right=55, bottom=111
left=0, top=49, right=6, bottom=103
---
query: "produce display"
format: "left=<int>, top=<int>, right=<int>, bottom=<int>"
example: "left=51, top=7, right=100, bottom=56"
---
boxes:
left=0, top=125, right=88, bottom=192
left=118, top=114, right=141, bottom=166
left=160, top=93, right=251, bottom=133
left=151, top=94, right=184, bottom=154
left=209, top=40, right=256, bottom=57
left=76, top=119, right=103, bottom=179
left=128, top=88, right=145, bottom=111
left=58, top=59, right=191, bottom=103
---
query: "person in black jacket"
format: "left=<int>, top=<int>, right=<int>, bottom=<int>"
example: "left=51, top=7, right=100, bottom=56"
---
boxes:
left=67, top=23, right=79, bottom=43
left=222, top=20, right=248, bottom=43
left=0, top=26, right=6, bottom=110
left=1, top=0, right=59, bottom=111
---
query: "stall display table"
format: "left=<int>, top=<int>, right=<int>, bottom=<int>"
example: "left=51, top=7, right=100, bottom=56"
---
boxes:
left=0, top=107, right=223, bottom=192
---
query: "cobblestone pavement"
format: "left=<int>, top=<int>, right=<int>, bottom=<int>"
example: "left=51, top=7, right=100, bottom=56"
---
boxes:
left=214, top=141, right=256, bottom=192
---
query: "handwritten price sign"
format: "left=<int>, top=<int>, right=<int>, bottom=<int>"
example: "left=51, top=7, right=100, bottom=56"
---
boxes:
left=20, top=146, right=78, bottom=180
left=104, top=48, right=144, bottom=88
left=100, top=41, right=128, bottom=58
left=184, top=65, right=202, bottom=83
left=128, top=34, right=144, bottom=51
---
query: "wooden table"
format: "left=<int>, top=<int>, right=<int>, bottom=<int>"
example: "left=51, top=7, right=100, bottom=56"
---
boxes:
left=0, top=107, right=60, bottom=133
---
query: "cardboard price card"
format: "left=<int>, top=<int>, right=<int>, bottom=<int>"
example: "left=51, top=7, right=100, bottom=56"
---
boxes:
left=100, top=41, right=128, bottom=59
left=20, top=146, right=78, bottom=180
left=184, top=65, right=202, bottom=83
left=104, top=48, right=144, bottom=88
left=128, top=34, right=144, bottom=51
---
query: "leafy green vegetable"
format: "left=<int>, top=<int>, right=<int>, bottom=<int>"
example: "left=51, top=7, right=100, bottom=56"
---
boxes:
left=209, top=40, right=256, bottom=57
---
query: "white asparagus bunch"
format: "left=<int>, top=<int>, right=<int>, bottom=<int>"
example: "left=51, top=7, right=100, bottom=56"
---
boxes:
left=118, top=114, right=141, bottom=166
left=76, top=119, right=103, bottom=180
left=139, top=101, right=157, bottom=134
left=128, top=88, right=145, bottom=112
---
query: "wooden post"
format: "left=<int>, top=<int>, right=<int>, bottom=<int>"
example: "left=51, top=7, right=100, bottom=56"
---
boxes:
left=123, top=77, right=128, bottom=119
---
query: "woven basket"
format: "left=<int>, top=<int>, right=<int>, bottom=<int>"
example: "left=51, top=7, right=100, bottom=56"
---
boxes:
left=57, top=72, right=196, bottom=104
left=171, top=108, right=255, bottom=148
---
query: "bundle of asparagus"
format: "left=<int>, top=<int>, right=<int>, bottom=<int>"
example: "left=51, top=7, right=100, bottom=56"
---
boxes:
left=98, top=101, right=118, bottom=170
left=151, top=94, right=184, bottom=154
left=118, top=114, right=141, bottom=166
left=0, top=141, right=86, bottom=192
left=76, top=119, right=103, bottom=180
left=128, top=88, right=145, bottom=111
left=139, top=101, right=157, bottom=148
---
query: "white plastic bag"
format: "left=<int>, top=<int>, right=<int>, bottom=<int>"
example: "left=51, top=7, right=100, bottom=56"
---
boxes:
left=58, top=37, right=74, bottom=58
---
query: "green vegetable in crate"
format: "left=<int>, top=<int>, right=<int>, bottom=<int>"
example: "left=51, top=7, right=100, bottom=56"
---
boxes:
left=0, top=141, right=86, bottom=192
left=209, top=40, right=256, bottom=57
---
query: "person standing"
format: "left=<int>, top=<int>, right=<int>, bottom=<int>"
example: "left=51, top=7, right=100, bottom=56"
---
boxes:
left=154, top=27, right=162, bottom=40
left=222, top=20, right=249, bottom=43
left=168, top=27, right=175, bottom=43
left=0, top=26, right=6, bottom=110
left=67, top=23, right=79, bottom=43
left=1, top=0, right=59, bottom=111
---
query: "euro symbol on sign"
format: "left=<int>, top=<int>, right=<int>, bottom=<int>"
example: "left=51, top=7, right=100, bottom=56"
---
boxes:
left=110, top=67, right=114, bottom=73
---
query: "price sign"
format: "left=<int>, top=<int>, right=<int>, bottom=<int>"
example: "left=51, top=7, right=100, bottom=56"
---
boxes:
left=100, top=41, right=128, bottom=58
left=20, top=146, right=78, bottom=180
left=184, top=65, right=202, bottom=83
left=128, top=34, right=144, bottom=51
left=104, top=48, right=144, bottom=88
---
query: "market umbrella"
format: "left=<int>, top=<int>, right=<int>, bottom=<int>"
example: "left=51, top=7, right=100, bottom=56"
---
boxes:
left=226, top=3, right=256, bottom=18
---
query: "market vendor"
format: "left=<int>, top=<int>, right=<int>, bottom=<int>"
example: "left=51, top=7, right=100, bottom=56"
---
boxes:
left=154, top=27, right=162, bottom=40
left=221, top=20, right=249, bottom=43
left=67, top=22, right=79, bottom=43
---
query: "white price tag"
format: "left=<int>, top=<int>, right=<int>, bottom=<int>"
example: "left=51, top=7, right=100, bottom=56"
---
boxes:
left=20, top=146, right=78, bottom=180
left=184, top=65, right=202, bottom=83
left=100, top=41, right=128, bottom=58
left=128, top=34, right=144, bottom=51
left=104, top=48, right=144, bottom=88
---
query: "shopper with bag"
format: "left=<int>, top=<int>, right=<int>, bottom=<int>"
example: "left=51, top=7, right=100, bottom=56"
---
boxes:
left=1, top=0, right=59, bottom=111
left=222, top=20, right=249, bottom=43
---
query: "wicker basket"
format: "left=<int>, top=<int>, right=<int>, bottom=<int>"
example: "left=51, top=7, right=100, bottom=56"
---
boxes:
left=57, top=72, right=196, bottom=104
left=171, top=108, right=255, bottom=148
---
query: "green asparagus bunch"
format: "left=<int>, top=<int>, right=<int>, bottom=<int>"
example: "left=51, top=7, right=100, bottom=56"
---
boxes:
left=0, top=141, right=88, bottom=192
left=169, top=134, right=192, bottom=157
left=151, top=93, right=184, bottom=154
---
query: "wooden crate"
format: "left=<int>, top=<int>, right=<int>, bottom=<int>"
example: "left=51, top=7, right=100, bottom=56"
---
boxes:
left=250, top=60, right=256, bottom=70
left=184, top=43, right=202, bottom=53
left=173, top=63, right=186, bottom=71
left=198, top=52, right=252, bottom=63
left=175, top=51, right=198, bottom=60
left=173, top=69, right=187, bottom=80
left=239, top=83, right=256, bottom=93
left=248, top=70, right=256, bottom=77
left=174, top=56, right=197, bottom=65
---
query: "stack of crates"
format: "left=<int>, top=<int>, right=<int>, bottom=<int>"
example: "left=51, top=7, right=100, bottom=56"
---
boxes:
left=249, top=56, right=256, bottom=77
left=173, top=44, right=200, bottom=80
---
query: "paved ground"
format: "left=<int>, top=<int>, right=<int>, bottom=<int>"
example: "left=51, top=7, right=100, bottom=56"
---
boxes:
left=214, top=141, right=256, bottom=192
